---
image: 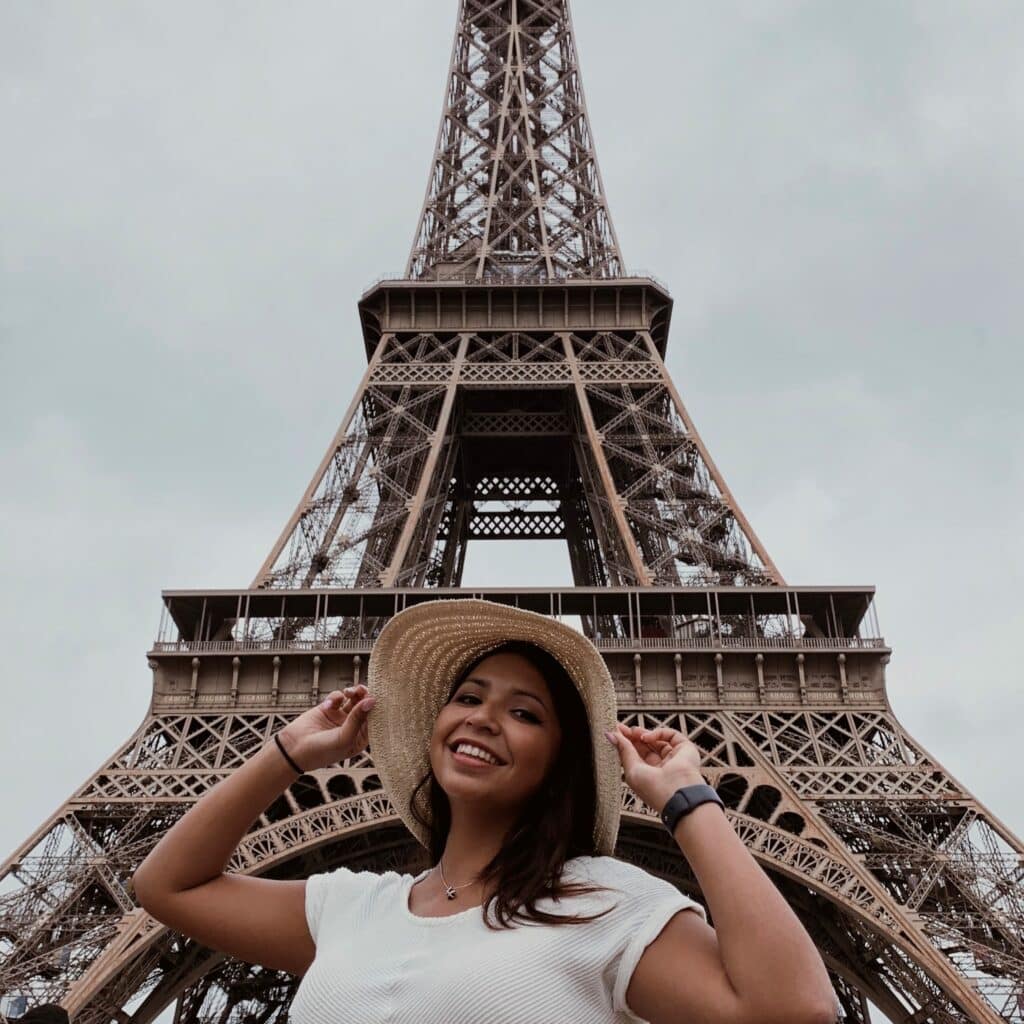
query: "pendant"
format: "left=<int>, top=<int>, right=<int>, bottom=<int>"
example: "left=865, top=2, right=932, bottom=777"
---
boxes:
left=445, top=885, right=458, bottom=900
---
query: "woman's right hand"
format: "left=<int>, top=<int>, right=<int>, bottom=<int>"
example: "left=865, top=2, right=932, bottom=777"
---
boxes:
left=134, top=683, right=377, bottom=977
left=275, top=685, right=376, bottom=772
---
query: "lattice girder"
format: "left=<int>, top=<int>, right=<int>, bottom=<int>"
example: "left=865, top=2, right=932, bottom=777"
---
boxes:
left=3, top=0, right=1019, bottom=1019
left=259, top=380, right=455, bottom=588
left=258, top=321, right=780, bottom=591
left=579, top=377, right=774, bottom=585
left=5, top=674, right=1020, bottom=1022
left=86, top=829, right=970, bottom=1024
left=408, top=0, right=623, bottom=281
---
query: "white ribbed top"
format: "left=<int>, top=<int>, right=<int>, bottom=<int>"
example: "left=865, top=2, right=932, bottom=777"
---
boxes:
left=292, top=855, right=706, bottom=1024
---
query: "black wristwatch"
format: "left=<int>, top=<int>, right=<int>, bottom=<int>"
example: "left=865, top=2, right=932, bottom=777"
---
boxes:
left=660, top=784, right=724, bottom=835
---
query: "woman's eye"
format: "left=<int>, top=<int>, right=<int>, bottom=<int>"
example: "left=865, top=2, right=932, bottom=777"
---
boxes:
left=454, top=695, right=538, bottom=723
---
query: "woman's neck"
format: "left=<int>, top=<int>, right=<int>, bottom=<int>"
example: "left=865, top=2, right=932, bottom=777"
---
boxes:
left=437, top=804, right=513, bottom=884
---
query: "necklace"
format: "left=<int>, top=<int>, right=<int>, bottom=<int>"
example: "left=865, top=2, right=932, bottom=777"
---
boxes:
left=436, top=858, right=475, bottom=901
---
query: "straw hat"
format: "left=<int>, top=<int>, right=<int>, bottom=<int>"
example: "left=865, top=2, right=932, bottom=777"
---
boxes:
left=366, top=598, right=621, bottom=855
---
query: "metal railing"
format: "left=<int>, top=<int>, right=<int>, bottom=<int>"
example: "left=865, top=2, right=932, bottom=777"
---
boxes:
left=363, top=268, right=670, bottom=293
left=152, top=635, right=887, bottom=656
left=595, top=636, right=887, bottom=652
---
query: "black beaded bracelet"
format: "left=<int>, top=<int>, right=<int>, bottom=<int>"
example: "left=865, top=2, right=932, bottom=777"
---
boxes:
left=274, top=733, right=305, bottom=775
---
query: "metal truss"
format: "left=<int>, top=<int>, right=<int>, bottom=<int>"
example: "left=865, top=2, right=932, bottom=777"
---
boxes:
left=3, top=626, right=1022, bottom=1022
left=4, top=2, right=1023, bottom=1023
left=408, top=0, right=623, bottom=281
left=255, top=328, right=779, bottom=590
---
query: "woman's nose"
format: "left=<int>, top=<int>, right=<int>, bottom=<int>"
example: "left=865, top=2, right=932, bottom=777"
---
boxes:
left=464, top=704, right=500, bottom=732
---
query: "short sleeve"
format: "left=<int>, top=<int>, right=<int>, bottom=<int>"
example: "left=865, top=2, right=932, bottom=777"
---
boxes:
left=575, top=857, right=708, bottom=1021
left=303, top=866, right=382, bottom=946
left=303, top=871, right=331, bottom=944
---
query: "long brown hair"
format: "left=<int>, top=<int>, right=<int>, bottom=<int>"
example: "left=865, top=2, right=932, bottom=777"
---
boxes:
left=410, top=640, right=614, bottom=929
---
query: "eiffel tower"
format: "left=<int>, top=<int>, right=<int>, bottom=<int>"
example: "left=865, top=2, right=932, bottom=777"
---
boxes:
left=2, top=2, right=1022, bottom=1022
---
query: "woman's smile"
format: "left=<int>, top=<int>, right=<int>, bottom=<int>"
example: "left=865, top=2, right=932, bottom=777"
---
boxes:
left=450, top=746, right=503, bottom=769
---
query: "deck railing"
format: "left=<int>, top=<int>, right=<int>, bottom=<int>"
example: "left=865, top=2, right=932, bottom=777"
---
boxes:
left=362, top=268, right=670, bottom=293
left=151, top=635, right=887, bottom=655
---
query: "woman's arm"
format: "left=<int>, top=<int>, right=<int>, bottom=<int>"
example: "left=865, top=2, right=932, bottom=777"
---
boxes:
left=608, top=724, right=838, bottom=1024
left=131, top=685, right=374, bottom=975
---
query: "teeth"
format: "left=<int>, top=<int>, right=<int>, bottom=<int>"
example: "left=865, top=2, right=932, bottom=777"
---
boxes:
left=455, top=743, right=499, bottom=765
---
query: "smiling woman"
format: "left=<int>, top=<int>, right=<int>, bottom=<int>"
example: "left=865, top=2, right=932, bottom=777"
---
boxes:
left=408, top=641, right=605, bottom=920
left=133, top=599, right=838, bottom=1024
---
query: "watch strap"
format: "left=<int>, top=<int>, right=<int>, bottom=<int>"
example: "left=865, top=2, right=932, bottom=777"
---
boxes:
left=660, top=784, right=724, bottom=835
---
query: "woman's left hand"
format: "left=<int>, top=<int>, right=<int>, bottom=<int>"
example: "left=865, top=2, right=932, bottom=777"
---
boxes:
left=606, top=723, right=707, bottom=813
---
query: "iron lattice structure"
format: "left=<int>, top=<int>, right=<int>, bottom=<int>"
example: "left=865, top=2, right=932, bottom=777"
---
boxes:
left=408, top=0, right=623, bottom=281
left=2, top=2, right=1022, bottom=1024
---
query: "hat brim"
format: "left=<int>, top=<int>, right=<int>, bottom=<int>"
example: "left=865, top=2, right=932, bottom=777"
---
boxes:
left=366, top=599, right=621, bottom=855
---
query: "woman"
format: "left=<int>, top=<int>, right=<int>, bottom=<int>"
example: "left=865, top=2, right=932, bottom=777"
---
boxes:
left=133, top=599, right=837, bottom=1024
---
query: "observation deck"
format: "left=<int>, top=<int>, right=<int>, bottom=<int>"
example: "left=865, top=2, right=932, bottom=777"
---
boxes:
left=149, top=586, right=890, bottom=713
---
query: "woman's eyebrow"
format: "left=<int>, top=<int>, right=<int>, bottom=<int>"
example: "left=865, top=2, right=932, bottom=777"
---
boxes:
left=462, top=676, right=547, bottom=708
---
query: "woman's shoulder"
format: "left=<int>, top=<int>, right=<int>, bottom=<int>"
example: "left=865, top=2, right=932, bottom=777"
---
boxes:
left=562, top=855, right=708, bottom=924
left=305, top=864, right=415, bottom=939
left=563, top=854, right=664, bottom=889
left=306, top=863, right=413, bottom=912
left=309, top=864, right=414, bottom=891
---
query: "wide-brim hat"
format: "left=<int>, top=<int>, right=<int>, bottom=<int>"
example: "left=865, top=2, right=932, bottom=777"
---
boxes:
left=366, top=598, right=621, bottom=855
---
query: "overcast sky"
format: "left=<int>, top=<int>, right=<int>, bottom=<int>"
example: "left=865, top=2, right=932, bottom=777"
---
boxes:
left=2, top=1, right=1022, bottom=1017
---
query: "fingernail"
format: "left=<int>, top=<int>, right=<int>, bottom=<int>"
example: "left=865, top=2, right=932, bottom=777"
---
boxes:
left=362, top=697, right=377, bottom=710
left=604, top=730, right=616, bottom=744
left=320, top=697, right=334, bottom=710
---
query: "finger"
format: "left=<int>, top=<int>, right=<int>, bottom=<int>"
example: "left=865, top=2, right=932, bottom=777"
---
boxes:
left=608, top=724, right=642, bottom=772
left=640, top=744, right=664, bottom=765
left=337, top=685, right=366, bottom=708
left=319, top=688, right=364, bottom=723
left=619, top=724, right=658, bottom=761
left=618, top=723, right=648, bottom=745
left=624, top=724, right=663, bottom=749
left=640, top=735, right=676, bottom=757
left=318, top=691, right=346, bottom=717
left=337, top=696, right=376, bottom=745
left=639, top=727, right=684, bottom=747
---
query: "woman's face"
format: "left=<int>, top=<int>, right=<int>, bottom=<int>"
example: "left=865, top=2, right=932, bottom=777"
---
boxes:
left=429, top=651, right=563, bottom=818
